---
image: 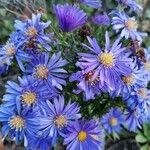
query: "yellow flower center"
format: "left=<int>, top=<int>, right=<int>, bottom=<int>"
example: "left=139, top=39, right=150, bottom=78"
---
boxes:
left=110, top=117, right=118, bottom=126
left=35, top=65, right=49, bottom=79
left=144, top=62, right=150, bottom=71
left=10, top=116, right=25, bottom=129
left=5, top=42, right=16, bottom=56
left=78, top=131, right=87, bottom=141
left=54, top=115, right=67, bottom=128
left=138, top=88, right=148, bottom=99
left=26, top=27, right=38, bottom=36
left=125, top=19, right=138, bottom=30
left=99, top=52, right=114, bottom=67
left=85, top=71, right=99, bottom=85
left=22, top=91, right=37, bottom=105
left=122, top=75, right=134, bottom=85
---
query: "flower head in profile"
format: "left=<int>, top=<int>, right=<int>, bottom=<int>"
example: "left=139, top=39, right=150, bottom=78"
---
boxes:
left=112, top=11, right=147, bottom=42
left=14, top=13, right=53, bottom=52
left=80, top=0, right=102, bottom=9
left=54, top=4, right=87, bottom=32
left=26, top=52, right=68, bottom=90
left=101, top=108, right=125, bottom=134
left=64, top=119, right=104, bottom=150
left=77, top=31, right=131, bottom=94
left=0, top=106, right=40, bottom=146
left=92, top=13, right=110, bottom=26
left=70, top=71, right=101, bottom=100
left=116, top=0, right=142, bottom=12
left=3, top=75, right=56, bottom=114
left=37, top=95, right=81, bottom=144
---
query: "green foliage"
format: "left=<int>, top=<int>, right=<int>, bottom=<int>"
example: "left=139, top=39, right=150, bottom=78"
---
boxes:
left=0, top=9, right=14, bottom=42
left=136, top=123, right=150, bottom=150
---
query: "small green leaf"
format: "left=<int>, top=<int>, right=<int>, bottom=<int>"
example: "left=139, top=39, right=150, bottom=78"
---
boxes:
left=143, top=124, right=150, bottom=140
left=136, top=134, right=147, bottom=143
left=140, top=144, right=149, bottom=150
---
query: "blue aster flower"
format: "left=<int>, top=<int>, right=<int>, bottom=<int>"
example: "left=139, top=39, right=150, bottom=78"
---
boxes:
left=76, top=31, right=132, bottom=93
left=80, top=0, right=102, bottom=9
left=0, top=106, right=40, bottom=146
left=101, top=108, right=125, bottom=134
left=124, top=108, right=144, bottom=132
left=64, top=119, right=104, bottom=150
left=120, top=60, right=148, bottom=99
left=112, top=11, right=147, bottom=42
left=116, top=0, right=142, bottom=12
left=128, top=88, right=150, bottom=115
left=36, top=95, right=81, bottom=144
left=3, top=75, right=56, bottom=114
left=25, top=52, right=68, bottom=91
left=70, top=71, right=101, bottom=100
left=26, top=133, right=53, bottom=150
left=0, top=39, right=31, bottom=71
left=54, top=4, right=87, bottom=32
left=14, top=13, right=53, bottom=52
left=92, top=13, right=110, bottom=26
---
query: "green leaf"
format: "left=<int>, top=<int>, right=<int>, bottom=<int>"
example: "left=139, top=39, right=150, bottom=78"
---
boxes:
left=140, top=144, right=149, bottom=150
left=136, top=134, right=147, bottom=143
left=143, top=124, right=150, bottom=141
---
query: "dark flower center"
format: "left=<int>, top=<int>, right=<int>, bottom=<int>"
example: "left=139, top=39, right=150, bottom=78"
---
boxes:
left=85, top=71, right=99, bottom=85
left=122, top=75, right=134, bottom=85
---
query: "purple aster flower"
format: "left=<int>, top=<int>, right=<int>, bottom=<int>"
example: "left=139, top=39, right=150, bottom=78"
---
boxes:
left=14, top=13, right=53, bottom=52
left=80, top=0, right=102, bottom=9
left=25, top=52, right=68, bottom=90
left=3, top=75, right=56, bottom=114
left=116, top=0, right=142, bottom=12
left=112, top=11, right=147, bottom=42
left=36, top=95, right=81, bottom=144
left=124, top=108, right=144, bottom=132
left=70, top=71, right=101, bottom=100
left=76, top=31, right=132, bottom=93
left=0, top=39, right=31, bottom=71
left=0, top=106, right=40, bottom=146
left=92, top=13, right=110, bottom=26
left=54, top=4, right=87, bottom=32
left=101, top=108, right=125, bottom=134
left=64, top=119, right=104, bottom=150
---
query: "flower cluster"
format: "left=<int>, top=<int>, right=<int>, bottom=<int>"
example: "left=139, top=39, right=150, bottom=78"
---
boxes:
left=0, top=1, right=149, bottom=150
